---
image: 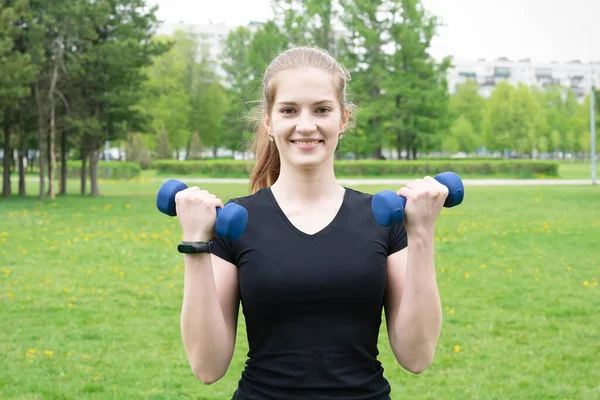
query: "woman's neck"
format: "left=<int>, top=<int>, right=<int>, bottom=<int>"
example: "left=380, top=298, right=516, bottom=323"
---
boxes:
left=270, top=162, right=343, bottom=205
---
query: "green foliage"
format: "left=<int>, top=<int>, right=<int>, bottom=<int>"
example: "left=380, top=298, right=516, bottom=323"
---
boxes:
left=188, top=133, right=203, bottom=160
left=62, top=161, right=141, bottom=179
left=152, top=159, right=559, bottom=178
left=155, top=129, right=172, bottom=160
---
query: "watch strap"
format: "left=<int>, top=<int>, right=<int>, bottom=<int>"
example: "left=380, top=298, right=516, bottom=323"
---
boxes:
left=177, top=241, right=212, bottom=254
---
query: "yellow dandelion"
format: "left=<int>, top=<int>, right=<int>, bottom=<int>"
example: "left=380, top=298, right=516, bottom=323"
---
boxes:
left=480, top=264, right=486, bottom=269
left=125, top=204, right=130, bottom=209
left=94, top=376, right=101, bottom=381
left=68, top=303, right=73, bottom=308
left=44, top=350, right=54, bottom=356
left=454, top=345, right=461, bottom=353
left=567, top=266, right=572, bottom=271
left=508, top=269, right=512, bottom=273
left=450, top=309, right=455, bottom=315
left=464, top=273, right=470, bottom=279
left=28, top=349, right=36, bottom=354
left=157, top=275, right=164, bottom=280
left=583, top=281, right=589, bottom=287
left=7, top=292, right=14, bottom=298
left=67, top=352, right=72, bottom=357
left=83, top=355, right=90, bottom=359
left=120, top=271, right=125, bottom=276
left=592, top=282, right=598, bottom=287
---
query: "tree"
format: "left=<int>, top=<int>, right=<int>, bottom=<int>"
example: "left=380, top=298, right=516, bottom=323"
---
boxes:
left=449, top=79, right=486, bottom=137
left=386, top=0, right=452, bottom=159
left=0, top=2, right=36, bottom=198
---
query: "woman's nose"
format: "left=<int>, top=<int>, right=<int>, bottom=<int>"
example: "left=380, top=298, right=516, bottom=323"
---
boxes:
left=295, top=113, right=317, bottom=133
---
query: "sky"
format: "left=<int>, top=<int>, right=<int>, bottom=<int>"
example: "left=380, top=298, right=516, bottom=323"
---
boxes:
left=148, top=0, right=600, bottom=63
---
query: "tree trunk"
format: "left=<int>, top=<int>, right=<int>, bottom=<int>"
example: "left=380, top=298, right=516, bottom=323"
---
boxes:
left=89, top=146, right=99, bottom=197
left=18, top=132, right=26, bottom=197
left=48, top=50, right=60, bottom=200
left=80, top=143, right=87, bottom=195
left=60, top=129, right=67, bottom=195
left=412, top=146, right=417, bottom=160
left=18, top=103, right=26, bottom=196
left=35, top=82, right=46, bottom=201
left=2, top=114, right=11, bottom=198
left=396, top=133, right=403, bottom=160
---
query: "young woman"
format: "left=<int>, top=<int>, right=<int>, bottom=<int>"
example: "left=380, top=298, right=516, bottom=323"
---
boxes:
left=174, top=46, right=448, bottom=400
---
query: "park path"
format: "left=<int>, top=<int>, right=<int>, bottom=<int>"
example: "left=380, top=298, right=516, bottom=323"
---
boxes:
left=152, top=178, right=596, bottom=186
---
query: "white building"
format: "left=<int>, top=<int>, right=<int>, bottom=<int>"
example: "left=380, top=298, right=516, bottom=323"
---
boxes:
left=448, top=58, right=600, bottom=102
left=157, top=22, right=265, bottom=62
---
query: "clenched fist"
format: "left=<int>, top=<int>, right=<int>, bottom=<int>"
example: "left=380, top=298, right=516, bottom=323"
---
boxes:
left=397, top=176, right=449, bottom=235
left=174, top=187, right=224, bottom=242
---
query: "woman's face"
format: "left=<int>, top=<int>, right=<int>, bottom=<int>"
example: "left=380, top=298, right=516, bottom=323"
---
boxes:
left=264, top=67, right=349, bottom=172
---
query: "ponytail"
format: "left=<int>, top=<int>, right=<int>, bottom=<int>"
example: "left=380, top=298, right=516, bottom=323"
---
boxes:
left=248, top=122, right=280, bottom=194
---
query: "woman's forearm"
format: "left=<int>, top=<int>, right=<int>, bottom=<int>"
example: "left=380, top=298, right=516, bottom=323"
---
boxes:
left=180, top=253, right=232, bottom=383
left=393, top=229, right=443, bottom=373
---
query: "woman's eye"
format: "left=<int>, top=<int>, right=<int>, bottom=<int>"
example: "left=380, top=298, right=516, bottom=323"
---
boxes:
left=281, top=108, right=294, bottom=114
left=317, top=107, right=331, bottom=113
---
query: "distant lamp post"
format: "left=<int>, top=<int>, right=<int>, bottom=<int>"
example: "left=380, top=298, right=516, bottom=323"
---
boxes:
left=591, top=62, right=597, bottom=184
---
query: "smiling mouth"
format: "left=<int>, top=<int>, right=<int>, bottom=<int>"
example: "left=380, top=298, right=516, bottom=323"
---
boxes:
left=291, top=140, right=323, bottom=145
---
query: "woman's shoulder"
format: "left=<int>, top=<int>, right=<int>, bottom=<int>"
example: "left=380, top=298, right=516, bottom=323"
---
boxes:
left=343, top=186, right=375, bottom=203
left=226, top=187, right=270, bottom=209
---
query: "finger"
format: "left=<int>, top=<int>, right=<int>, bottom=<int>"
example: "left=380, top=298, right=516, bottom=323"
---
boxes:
left=397, top=187, right=412, bottom=198
left=206, top=198, right=224, bottom=209
left=423, top=176, right=437, bottom=185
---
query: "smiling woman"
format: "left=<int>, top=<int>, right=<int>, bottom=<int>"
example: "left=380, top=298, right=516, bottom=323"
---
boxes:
left=175, top=46, right=449, bottom=400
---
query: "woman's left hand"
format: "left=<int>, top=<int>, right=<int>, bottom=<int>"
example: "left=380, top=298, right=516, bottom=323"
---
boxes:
left=397, top=176, right=449, bottom=236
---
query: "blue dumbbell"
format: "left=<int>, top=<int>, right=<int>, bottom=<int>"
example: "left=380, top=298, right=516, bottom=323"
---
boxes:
left=372, top=171, right=464, bottom=227
left=156, top=179, right=248, bottom=240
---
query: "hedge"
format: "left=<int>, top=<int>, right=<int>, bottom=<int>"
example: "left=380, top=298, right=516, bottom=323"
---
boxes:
left=153, top=159, right=559, bottom=178
left=62, top=161, right=141, bottom=180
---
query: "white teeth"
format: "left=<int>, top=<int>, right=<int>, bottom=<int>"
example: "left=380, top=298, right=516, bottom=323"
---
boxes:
left=294, top=141, right=320, bottom=145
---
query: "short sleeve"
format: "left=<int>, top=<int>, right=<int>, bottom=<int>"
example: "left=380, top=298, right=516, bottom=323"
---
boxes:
left=387, top=223, right=408, bottom=256
left=210, top=200, right=238, bottom=265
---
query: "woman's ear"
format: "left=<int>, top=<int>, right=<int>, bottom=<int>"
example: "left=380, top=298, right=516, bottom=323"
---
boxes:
left=263, top=113, right=271, bottom=133
left=339, top=108, right=350, bottom=133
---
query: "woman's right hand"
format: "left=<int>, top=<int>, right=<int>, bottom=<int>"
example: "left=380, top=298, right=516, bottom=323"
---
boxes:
left=174, top=187, right=224, bottom=242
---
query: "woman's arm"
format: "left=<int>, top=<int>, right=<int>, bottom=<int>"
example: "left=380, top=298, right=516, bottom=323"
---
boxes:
left=384, top=231, right=442, bottom=374
left=180, top=253, right=240, bottom=384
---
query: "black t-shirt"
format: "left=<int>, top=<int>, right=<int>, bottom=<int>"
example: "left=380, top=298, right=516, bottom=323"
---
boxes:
left=211, top=187, right=408, bottom=400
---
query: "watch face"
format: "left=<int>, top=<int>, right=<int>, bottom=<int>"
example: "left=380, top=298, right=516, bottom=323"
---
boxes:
left=178, top=244, right=195, bottom=253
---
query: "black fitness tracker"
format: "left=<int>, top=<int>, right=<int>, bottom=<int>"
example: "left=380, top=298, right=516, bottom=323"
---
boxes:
left=177, top=241, right=212, bottom=254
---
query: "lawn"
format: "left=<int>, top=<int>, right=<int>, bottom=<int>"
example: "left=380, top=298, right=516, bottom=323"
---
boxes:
left=1, top=179, right=599, bottom=399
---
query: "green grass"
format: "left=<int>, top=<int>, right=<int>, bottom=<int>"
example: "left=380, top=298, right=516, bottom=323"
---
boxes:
left=1, top=180, right=599, bottom=399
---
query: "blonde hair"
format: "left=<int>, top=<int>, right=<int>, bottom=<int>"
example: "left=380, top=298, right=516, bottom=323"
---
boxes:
left=247, top=46, right=357, bottom=194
